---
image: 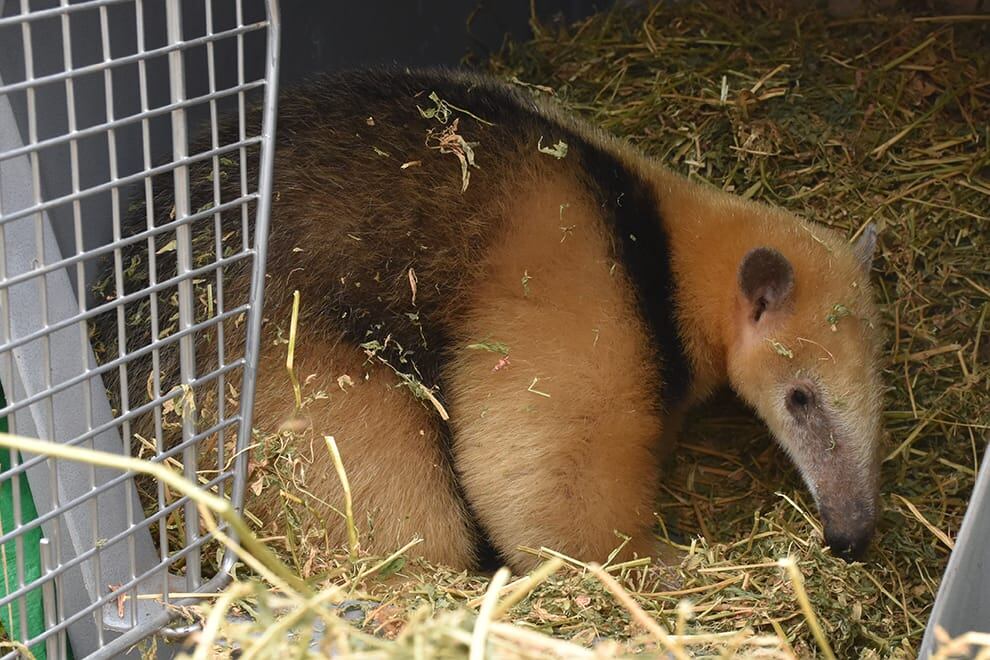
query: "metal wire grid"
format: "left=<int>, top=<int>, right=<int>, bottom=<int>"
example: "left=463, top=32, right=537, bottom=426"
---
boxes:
left=0, top=0, right=279, bottom=656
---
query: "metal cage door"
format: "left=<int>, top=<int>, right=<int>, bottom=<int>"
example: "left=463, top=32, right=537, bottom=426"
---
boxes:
left=0, top=0, right=280, bottom=656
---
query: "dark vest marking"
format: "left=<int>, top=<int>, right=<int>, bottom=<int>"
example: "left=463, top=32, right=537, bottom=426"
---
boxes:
left=302, top=70, right=694, bottom=561
left=573, top=143, right=692, bottom=409
left=392, top=68, right=694, bottom=409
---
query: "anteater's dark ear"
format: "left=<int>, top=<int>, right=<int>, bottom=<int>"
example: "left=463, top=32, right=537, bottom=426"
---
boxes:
left=738, top=247, right=794, bottom=323
left=853, top=223, right=877, bottom=274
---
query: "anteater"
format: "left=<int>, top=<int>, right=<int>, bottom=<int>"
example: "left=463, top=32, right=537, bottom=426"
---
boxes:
left=93, top=68, right=883, bottom=572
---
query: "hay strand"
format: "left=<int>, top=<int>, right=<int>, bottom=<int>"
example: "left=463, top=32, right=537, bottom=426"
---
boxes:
left=778, top=557, right=836, bottom=660
left=324, top=435, right=359, bottom=562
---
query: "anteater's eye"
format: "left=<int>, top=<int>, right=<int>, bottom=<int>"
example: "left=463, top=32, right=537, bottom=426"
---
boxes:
left=786, top=385, right=815, bottom=416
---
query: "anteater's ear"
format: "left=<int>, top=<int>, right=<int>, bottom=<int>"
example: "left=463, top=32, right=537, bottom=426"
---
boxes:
left=738, top=247, right=794, bottom=323
left=853, top=223, right=877, bottom=274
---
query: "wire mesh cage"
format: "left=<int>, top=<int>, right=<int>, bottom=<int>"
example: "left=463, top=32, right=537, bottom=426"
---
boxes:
left=0, top=0, right=280, bottom=656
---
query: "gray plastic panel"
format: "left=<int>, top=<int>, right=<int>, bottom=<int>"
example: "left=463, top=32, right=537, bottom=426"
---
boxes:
left=920, top=449, right=990, bottom=657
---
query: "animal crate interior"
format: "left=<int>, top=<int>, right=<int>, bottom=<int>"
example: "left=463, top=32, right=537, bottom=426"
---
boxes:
left=0, top=1, right=987, bottom=659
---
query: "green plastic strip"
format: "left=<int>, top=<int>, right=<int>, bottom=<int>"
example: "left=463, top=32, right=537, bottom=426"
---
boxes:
left=0, top=384, right=47, bottom=659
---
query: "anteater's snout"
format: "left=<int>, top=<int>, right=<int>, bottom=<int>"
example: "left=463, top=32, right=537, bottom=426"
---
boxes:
left=821, top=501, right=876, bottom=562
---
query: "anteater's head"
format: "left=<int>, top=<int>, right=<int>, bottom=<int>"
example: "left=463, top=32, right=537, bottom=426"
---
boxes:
left=725, top=223, right=883, bottom=561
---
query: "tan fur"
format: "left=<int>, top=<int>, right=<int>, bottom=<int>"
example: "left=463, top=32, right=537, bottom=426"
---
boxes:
left=248, top=332, right=478, bottom=568
left=653, top=169, right=883, bottom=549
left=444, top=174, right=662, bottom=569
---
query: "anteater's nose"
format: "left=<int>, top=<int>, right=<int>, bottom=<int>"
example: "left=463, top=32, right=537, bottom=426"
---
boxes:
left=820, top=497, right=877, bottom=562
left=824, top=529, right=871, bottom=562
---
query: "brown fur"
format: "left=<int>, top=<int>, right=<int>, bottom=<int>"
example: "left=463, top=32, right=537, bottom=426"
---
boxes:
left=96, top=68, right=883, bottom=572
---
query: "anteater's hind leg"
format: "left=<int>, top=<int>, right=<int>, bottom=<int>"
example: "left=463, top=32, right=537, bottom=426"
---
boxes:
left=444, top=184, right=665, bottom=572
left=247, top=332, right=477, bottom=569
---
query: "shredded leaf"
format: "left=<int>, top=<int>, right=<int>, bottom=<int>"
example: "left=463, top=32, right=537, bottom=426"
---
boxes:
left=465, top=340, right=510, bottom=356
left=538, top=136, right=569, bottom=159
left=417, top=90, right=494, bottom=126
left=426, top=118, right=479, bottom=193
left=826, top=303, right=853, bottom=331
left=767, top=338, right=794, bottom=359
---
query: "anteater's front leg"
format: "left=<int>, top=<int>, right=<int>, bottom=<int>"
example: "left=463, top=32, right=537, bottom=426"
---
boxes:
left=444, top=287, right=665, bottom=571
left=441, top=182, right=671, bottom=571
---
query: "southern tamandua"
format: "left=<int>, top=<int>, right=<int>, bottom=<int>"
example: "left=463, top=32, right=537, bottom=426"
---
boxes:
left=95, top=68, right=883, bottom=572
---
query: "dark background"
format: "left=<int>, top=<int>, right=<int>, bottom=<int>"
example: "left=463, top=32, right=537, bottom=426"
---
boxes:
left=0, top=0, right=615, bottom=299
left=277, top=1, right=613, bottom=81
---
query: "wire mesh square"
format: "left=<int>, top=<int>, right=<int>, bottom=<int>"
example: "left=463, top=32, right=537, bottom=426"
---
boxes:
left=0, top=0, right=279, bottom=656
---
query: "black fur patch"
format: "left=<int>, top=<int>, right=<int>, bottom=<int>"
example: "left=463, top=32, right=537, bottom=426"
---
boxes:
left=302, top=68, right=692, bottom=409
left=573, top=144, right=693, bottom=409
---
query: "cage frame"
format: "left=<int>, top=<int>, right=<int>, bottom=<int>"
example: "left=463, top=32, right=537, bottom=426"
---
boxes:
left=0, top=0, right=281, bottom=656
